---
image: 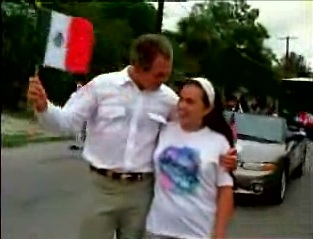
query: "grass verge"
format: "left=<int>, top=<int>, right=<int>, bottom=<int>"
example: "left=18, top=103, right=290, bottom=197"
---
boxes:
left=1, top=133, right=73, bottom=148
left=3, top=109, right=35, bottom=120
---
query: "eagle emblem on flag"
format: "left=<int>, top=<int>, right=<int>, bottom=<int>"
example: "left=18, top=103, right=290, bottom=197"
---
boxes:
left=53, top=32, right=64, bottom=47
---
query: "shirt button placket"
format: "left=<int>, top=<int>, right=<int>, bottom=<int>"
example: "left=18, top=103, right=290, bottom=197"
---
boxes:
left=124, top=93, right=143, bottom=170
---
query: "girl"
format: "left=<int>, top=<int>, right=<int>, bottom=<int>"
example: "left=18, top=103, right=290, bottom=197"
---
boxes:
left=146, top=77, right=234, bottom=239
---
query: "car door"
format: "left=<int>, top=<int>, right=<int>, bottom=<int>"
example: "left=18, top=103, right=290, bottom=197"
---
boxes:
left=286, top=137, right=304, bottom=174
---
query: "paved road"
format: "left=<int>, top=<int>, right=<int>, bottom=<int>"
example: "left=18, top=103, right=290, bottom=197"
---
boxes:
left=2, top=141, right=313, bottom=239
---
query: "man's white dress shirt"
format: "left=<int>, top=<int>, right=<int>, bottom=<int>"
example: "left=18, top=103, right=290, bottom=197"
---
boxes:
left=36, top=67, right=178, bottom=172
left=63, top=84, right=86, bottom=146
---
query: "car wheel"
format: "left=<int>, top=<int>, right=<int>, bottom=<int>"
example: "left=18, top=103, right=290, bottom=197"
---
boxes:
left=293, top=141, right=307, bottom=178
left=272, top=170, right=287, bottom=205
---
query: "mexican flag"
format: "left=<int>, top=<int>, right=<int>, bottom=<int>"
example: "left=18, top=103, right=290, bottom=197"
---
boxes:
left=36, top=8, right=94, bottom=74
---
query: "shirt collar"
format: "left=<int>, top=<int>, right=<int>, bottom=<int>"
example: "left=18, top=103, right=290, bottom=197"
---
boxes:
left=116, top=66, right=133, bottom=86
left=117, top=65, right=163, bottom=93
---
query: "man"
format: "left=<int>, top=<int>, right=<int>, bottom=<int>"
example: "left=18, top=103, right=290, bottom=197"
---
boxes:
left=27, top=34, right=237, bottom=239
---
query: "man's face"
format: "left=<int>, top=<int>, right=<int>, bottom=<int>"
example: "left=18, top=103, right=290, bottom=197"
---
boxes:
left=136, top=54, right=172, bottom=91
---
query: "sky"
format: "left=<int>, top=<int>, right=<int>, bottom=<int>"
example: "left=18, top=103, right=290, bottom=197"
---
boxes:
left=151, top=1, right=313, bottom=69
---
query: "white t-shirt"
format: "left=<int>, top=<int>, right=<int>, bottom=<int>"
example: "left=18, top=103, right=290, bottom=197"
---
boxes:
left=146, top=122, right=233, bottom=239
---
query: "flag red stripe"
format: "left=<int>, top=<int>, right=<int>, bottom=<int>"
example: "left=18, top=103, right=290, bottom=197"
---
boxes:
left=65, top=17, right=94, bottom=74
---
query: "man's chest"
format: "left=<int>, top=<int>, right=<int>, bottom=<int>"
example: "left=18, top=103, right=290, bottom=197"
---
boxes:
left=95, top=86, right=171, bottom=132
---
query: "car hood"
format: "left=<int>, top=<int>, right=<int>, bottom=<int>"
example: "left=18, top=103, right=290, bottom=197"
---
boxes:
left=236, top=139, right=286, bottom=163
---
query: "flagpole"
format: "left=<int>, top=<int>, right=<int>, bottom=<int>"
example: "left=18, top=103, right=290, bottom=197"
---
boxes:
left=34, top=64, right=40, bottom=77
left=28, top=0, right=42, bottom=121
left=33, top=0, right=41, bottom=77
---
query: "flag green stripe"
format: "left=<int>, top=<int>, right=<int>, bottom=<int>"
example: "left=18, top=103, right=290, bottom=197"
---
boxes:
left=36, top=8, right=52, bottom=64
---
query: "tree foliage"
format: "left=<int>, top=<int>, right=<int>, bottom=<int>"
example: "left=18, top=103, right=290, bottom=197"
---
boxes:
left=2, top=1, right=157, bottom=109
left=280, top=52, right=312, bottom=78
left=171, top=0, right=280, bottom=96
left=2, top=0, right=311, bottom=111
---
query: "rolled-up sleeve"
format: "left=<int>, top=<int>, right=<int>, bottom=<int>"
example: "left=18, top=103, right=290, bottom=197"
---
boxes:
left=36, top=79, right=98, bottom=135
left=217, top=165, right=234, bottom=187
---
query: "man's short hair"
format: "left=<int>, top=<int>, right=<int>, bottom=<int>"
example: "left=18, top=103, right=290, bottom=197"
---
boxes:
left=130, top=34, right=173, bottom=71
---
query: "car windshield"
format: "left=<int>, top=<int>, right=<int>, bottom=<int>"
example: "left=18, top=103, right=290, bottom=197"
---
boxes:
left=224, top=111, right=287, bottom=144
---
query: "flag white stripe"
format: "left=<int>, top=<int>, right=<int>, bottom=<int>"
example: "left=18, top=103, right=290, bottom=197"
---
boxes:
left=43, top=11, right=71, bottom=70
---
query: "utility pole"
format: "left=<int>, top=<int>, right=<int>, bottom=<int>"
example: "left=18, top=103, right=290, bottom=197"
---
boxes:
left=156, top=0, right=165, bottom=33
left=279, top=36, right=297, bottom=77
left=279, top=36, right=297, bottom=59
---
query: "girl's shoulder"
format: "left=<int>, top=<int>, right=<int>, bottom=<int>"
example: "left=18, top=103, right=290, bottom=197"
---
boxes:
left=205, top=129, right=231, bottom=154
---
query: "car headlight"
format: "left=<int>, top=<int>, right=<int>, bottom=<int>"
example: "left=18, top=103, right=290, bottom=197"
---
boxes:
left=242, top=162, right=277, bottom=171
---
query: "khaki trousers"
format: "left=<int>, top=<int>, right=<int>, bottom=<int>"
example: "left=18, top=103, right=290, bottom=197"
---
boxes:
left=79, top=170, right=154, bottom=239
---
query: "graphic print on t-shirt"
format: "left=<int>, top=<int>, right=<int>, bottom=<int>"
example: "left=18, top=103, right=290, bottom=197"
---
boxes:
left=158, top=146, right=200, bottom=194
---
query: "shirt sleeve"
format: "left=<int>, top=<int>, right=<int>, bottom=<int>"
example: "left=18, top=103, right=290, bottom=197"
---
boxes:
left=217, top=164, right=234, bottom=187
left=217, top=136, right=234, bottom=187
left=35, top=78, right=98, bottom=135
left=62, top=92, right=77, bottom=110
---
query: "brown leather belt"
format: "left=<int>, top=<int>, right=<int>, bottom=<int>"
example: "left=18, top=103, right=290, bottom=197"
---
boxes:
left=89, top=165, right=152, bottom=182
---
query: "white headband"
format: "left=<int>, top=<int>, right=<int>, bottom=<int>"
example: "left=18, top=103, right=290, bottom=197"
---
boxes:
left=191, top=77, right=215, bottom=107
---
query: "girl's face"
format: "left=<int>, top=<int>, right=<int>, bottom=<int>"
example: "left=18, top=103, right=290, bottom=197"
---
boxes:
left=178, top=84, right=212, bottom=131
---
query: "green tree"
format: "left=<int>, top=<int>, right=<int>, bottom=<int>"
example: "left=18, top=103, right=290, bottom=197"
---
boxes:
left=280, top=52, right=312, bottom=78
left=173, top=0, right=278, bottom=96
left=2, top=1, right=38, bottom=109
left=58, top=1, right=157, bottom=72
left=2, top=1, right=157, bottom=110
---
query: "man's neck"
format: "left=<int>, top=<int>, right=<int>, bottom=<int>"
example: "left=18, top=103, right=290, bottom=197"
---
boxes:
left=128, top=66, right=145, bottom=91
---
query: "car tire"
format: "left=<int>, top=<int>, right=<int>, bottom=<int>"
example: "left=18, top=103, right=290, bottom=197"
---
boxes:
left=272, top=169, right=287, bottom=205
